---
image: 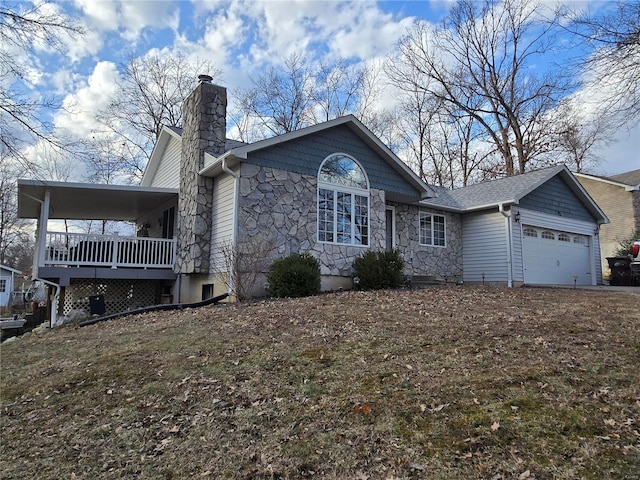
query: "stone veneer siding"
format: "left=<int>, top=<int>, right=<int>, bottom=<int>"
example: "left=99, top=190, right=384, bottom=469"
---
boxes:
left=236, top=163, right=462, bottom=280
left=176, top=82, right=227, bottom=274
left=391, top=203, right=463, bottom=279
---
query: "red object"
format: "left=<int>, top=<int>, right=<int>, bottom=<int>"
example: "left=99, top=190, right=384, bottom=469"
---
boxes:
left=632, top=244, right=639, bottom=258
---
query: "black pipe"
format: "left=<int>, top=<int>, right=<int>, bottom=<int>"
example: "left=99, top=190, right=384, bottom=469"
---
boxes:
left=78, top=292, right=230, bottom=328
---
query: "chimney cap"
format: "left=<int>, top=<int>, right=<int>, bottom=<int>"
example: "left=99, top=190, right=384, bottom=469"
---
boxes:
left=198, top=74, right=213, bottom=84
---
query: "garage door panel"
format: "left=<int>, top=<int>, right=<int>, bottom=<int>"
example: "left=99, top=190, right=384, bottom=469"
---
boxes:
left=522, top=226, right=591, bottom=285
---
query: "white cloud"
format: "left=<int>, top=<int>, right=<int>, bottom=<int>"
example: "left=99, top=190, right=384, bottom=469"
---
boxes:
left=49, top=69, right=77, bottom=95
left=72, top=0, right=120, bottom=31
left=594, top=127, right=640, bottom=176
left=120, top=1, right=181, bottom=41
left=54, top=61, right=121, bottom=138
left=329, top=4, right=415, bottom=60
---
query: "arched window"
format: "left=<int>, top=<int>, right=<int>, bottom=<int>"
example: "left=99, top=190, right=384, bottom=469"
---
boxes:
left=318, top=154, right=369, bottom=246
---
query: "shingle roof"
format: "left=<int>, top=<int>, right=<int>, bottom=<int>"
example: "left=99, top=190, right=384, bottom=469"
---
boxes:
left=608, top=169, right=640, bottom=187
left=421, top=165, right=566, bottom=211
left=166, top=125, right=182, bottom=135
left=167, top=125, right=248, bottom=152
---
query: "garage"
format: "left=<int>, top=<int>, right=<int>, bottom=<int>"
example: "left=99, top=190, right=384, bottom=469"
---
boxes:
left=522, top=226, right=591, bottom=285
left=422, top=165, right=608, bottom=287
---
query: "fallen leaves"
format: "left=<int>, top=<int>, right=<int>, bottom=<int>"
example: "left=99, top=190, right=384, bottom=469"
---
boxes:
left=1, top=286, right=639, bottom=479
left=352, top=404, right=372, bottom=415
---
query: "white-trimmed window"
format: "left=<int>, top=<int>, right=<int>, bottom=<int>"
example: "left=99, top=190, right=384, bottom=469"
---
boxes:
left=523, top=227, right=538, bottom=238
left=542, top=230, right=555, bottom=240
left=318, top=154, right=369, bottom=246
left=419, top=212, right=446, bottom=247
left=0, top=279, right=6, bottom=292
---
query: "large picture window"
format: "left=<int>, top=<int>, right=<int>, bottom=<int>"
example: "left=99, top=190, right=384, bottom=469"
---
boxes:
left=318, top=154, right=369, bottom=246
left=419, top=212, right=446, bottom=247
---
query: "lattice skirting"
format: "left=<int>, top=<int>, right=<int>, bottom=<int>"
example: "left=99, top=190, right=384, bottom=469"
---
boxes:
left=62, top=279, right=162, bottom=316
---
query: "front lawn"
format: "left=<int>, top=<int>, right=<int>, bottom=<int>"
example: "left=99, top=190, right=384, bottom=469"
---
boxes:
left=1, top=286, right=639, bottom=479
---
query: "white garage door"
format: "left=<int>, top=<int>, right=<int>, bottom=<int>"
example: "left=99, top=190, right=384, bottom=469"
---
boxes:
left=522, top=226, right=591, bottom=285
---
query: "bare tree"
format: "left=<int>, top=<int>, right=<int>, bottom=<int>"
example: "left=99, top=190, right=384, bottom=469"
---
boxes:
left=312, top=59, right=365, bottom=123
left=549, top=101, right=612, bottom=173
left=567, top=1, right=640, bottom=126
left=351, top=63, right=401, bottom=152
left=0, top=3, right=82, bottom=168
left=234, top=54, right=398, bottom=144
left=0, top=162, right=31, bottom=268
left=393, top=66, right=490, bottom=188
left=236, top=53, right=315, bottom=136
left=95, top=52, right=221, bottom=181
left=388, top=0, right=568, bottom=177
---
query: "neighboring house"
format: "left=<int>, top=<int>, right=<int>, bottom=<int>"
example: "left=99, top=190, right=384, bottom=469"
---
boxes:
left=0, top=264, right=21, bottom=313
left=575, top=170, right=640, bottom=277
left=17, top=79, right=608, bottom=323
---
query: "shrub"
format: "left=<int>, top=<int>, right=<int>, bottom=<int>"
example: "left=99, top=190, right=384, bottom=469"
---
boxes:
left=352, top=249, right=405, bottom=290
left=267, top=253, right=321, bottom=298
left=613, top=229, right=640, bottom=257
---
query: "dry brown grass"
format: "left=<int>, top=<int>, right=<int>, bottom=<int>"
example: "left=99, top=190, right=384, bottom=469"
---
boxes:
left=1, top=286, right=639, bottom=479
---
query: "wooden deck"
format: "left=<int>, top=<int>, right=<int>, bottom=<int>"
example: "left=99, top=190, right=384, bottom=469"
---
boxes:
left=42, top=231, right=176, bottom=269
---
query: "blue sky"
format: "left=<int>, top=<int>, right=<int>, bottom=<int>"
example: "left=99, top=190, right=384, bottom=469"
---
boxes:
left=19, top=0, right=640, bottom=176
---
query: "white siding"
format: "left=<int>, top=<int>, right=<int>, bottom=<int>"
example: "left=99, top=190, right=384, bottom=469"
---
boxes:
left=210, top=174, right=236, bottom=269
left=148, top=137, right=181, bottom=188
left=515, top=208, right=602, bottom=285
left=0, top=272, right=12, bottom=308
left=462, top=210, right=508, bottom=282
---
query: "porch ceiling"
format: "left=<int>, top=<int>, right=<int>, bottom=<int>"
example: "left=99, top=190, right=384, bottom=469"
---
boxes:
left=18, top=180, right=178, bottom=221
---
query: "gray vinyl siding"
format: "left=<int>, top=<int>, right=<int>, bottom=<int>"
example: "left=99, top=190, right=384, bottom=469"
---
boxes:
left=149, top=137, right=181, bottom=188
left=516, top=208, right=602, bottom=284
left=244, top=125, right=421, bottom=199
left=210, top=173, right=236, bottom=269
left=594, top=234, right=603, bottom=284
left=462, top=210, right=508, bottom=282
left=519, top=175, right=594, bottom=222
left=511, top=217, right=524, bottom=283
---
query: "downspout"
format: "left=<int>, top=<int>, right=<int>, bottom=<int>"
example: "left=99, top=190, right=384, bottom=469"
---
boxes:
left=499, top=203, right=513, bottom=288
left=221, top=157, right=239, bottom=296
left=24, top=190, right=61, bottom=325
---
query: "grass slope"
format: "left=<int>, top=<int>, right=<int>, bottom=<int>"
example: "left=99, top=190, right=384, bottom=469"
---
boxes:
left=1, top=286, right=639, bottom=479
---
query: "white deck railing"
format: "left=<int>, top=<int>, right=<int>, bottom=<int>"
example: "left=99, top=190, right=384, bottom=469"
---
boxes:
left=43, top=231, right=175, bottom=269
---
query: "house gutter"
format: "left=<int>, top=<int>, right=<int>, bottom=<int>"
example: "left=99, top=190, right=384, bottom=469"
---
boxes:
left=499, top=203, right=513, bottom=288
left=221, top=157, right=240, bottom=297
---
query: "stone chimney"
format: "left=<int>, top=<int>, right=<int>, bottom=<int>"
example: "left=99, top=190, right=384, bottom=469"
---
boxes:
left=175, top=76, right=227, bottom=274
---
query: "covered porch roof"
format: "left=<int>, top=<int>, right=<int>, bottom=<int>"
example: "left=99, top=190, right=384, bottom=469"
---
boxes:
left=18, top=179, right=178, bottom=221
